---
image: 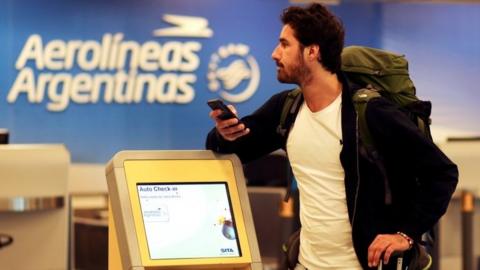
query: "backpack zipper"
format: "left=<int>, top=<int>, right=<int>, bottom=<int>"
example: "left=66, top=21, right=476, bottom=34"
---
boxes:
left=351, top=114, right=361, bottom=227
left=342, top=67, right=409, bottom=76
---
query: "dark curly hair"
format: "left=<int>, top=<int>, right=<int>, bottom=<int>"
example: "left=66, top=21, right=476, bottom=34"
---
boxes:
left=281, top=4, right=345, bottom=73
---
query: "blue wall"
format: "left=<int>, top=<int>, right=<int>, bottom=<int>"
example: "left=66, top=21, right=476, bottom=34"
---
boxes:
left=0, top=0, right=478, bottom=163
left=381, top=3, right=480, bottom=133
left=0, top=0, right=290, bottom=162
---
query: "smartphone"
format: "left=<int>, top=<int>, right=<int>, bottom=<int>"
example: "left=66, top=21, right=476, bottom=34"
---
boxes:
left=207, top=99, right=238, bottom=121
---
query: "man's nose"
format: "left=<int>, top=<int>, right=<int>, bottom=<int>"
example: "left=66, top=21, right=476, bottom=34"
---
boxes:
left=271, top=46, right=280, bottom=61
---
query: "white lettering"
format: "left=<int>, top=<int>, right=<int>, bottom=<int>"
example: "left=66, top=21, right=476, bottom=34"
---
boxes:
left=117, top=41, right=140, bottom=71
left=71, top=73, right=93, bottom=103
left=15, top=35, right=44, bottom=69
left=176, top=74, right=196, bottom=103
left=160, top=41, right=182, bottom=71
left=47, top=73, right=71, bottom=112
left=135, top=73, right=157, bottom=103
left=109, top=33, right=124, bottom=70
left=78, top=41, right=102, bottom=71
left=180, top=42, right=201, bottom=72
left=139, top=41, right=161, bottom=71
left=155, top=73, right=177, bottom=103
left=7, top=68, right=36, bottom=103
left=36, top=73, right=52, bottom=102
left=8, top=71, right=198, bottom=111
left=92, top=74, right=114, bottom=103
left=99, top=34, right=112, bottom=70
left=8, top=33, right=205, bottom=111
left=44, top=40, right=66, bottom=70
left=113, top=71, right=129, bottom=103
left=113, top=70, right=136, bottom=103
left=64, top=40, right=82, bottom=70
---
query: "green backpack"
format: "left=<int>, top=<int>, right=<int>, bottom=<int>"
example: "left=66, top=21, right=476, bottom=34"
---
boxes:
left=277, top=45, right=433, bottom=204
left=343, top=46, right=432, bottom=153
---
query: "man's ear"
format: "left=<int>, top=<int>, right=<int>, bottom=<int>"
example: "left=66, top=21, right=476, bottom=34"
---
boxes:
left=306, top=44, right=321, bottom=62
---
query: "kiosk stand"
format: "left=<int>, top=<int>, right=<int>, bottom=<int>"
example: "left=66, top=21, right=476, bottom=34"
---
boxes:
left=106, top=150, right=262, bottom=270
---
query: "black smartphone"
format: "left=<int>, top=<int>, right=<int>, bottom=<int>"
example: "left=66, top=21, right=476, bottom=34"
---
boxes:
left=207, top=99, right=238, bottom=120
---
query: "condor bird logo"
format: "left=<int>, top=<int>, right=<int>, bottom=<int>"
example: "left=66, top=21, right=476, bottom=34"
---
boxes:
left=208, top=44, right=260, bottom=103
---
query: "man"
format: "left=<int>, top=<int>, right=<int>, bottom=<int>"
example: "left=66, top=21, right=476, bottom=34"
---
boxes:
left=206, top=4, right=458, bottom=269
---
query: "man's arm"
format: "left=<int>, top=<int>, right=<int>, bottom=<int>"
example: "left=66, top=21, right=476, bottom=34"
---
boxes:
left=365, top=98, right=458, bottom=267
left=366, top=98, right=458, bottom=236
left=206, top=91, right=290, bottom=163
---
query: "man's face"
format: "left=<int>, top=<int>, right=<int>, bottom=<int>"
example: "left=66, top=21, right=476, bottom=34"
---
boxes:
left=271, top=24, right=308, bottom=84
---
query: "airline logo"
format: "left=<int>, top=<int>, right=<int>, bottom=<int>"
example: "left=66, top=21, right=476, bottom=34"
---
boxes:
left=207, top=44, right=260, bottom=103
left=7, top=33, right=200, bottom=112
left=153, top=14, right=213, bottom=38
left=6, top=15, right=259, bottom=112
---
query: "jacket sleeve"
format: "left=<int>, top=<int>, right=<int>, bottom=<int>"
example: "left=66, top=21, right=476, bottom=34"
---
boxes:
left=206, top=91, right=289, bottom=164
left=365, top=98, right=458, bottom=240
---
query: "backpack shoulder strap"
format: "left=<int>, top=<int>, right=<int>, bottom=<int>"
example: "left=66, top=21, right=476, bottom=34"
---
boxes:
left=277, top=88, right=303, bottom=138
left=352, top=87, right=393, bottom=205
left=276, top=88, right=302, bottom=202
left=352, top=87, right=381, bottom=152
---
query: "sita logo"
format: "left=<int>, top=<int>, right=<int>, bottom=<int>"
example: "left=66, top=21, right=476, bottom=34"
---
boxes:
left=207, top=44, right=260, bottom=103
left=220, top=248, right=234, bottom=254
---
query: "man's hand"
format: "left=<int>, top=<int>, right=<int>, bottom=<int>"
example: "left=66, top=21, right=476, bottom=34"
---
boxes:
left=367, top=233, right=411, bottom=268
left=209, top=105, right=250, bottom=141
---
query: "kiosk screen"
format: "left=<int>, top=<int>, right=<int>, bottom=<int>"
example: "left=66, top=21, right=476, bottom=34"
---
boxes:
left=136, top=182, right=241, bottom=259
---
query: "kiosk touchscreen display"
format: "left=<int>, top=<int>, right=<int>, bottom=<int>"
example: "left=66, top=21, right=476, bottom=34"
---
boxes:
left=136, top=182, right=241, bottom=259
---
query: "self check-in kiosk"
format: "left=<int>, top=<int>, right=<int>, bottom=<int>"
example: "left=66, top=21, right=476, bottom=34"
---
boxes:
left=105, top=150, right=262, bottom=270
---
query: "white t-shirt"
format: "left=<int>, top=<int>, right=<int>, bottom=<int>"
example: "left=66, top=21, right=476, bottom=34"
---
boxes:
left=287, top=93, right=361, bottom=269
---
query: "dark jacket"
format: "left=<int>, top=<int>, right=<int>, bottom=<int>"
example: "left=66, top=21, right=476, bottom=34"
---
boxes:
left=206, top=76, right=458, bottom=269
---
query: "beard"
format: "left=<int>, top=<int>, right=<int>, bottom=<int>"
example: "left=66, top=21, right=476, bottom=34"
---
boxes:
left=276, top=57, right=309, bottom=85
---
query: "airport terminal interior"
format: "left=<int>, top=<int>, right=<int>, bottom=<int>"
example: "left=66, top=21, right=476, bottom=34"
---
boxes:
left=0, top=0, right=479, bottom=269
